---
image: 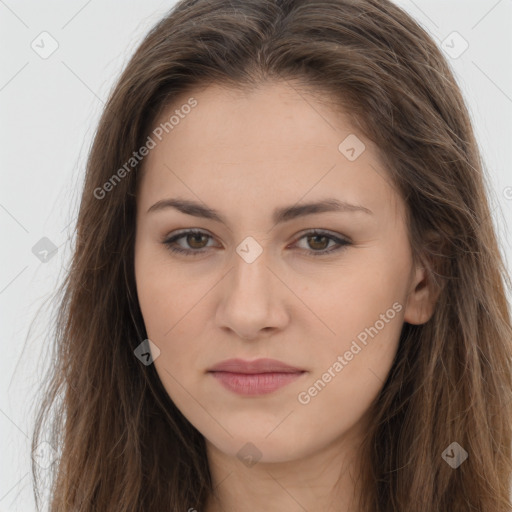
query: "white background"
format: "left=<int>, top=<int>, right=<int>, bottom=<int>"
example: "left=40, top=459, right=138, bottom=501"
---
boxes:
left=1, top=1, right=511, bottom=510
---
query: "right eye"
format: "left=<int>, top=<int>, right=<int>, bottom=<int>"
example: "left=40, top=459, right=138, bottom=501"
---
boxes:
left=162, top=229, right=217, bottom=256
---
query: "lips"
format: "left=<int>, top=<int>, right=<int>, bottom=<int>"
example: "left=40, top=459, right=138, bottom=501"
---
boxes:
left=208, top=358, right=305, bottom=374
left=207, top=358, right=306, bottom=396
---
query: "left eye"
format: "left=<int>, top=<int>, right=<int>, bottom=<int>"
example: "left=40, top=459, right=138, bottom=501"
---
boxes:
left=162, top=229, right=351, bottom=257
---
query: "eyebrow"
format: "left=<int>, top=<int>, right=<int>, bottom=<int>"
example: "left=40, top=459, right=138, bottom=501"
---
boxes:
left=146, top=197, right=373, bottom=225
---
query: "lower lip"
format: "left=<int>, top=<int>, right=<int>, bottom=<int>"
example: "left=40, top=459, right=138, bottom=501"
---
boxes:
left=209, top=371, right=305, bottom=395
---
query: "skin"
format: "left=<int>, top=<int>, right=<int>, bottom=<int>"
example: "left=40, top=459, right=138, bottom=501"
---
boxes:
left=134, top=81, right=437, bottom=512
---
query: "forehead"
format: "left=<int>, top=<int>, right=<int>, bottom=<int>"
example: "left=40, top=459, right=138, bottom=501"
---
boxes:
left=150, top=81, right=350, bottom=157
left=137, top=81, right=400, bottom=218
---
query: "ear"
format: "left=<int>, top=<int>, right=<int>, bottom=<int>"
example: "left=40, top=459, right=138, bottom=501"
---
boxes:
left=403, top=264, right=440, bottom=325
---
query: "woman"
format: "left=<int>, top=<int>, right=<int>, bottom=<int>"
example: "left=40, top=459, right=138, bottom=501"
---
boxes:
left=32, top=0, right=512, bottom=510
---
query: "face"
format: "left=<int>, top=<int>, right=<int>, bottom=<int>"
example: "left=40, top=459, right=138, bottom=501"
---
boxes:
left=134, top=81, right=434, bottom=464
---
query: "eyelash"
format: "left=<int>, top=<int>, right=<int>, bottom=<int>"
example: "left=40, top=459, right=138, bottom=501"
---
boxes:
left=162, top=229, right=351, bottom=257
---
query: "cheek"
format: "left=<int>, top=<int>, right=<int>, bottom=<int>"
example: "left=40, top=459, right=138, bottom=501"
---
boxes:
left=309, top=251, right=408, bottom=394
left=137, top=291, right=208, bottom=370
left=294, top=272, right=405, bottom=448
left=135, top=258, right=210, bottom=410
left=134, top=245, right=207, bottom=367
left=320, top=261, right=406, bottom=341
left=135, top=242, right=205, bottom=331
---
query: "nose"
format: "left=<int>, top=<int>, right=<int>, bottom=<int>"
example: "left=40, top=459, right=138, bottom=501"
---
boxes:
left=215, top=247, right=290, bottom=341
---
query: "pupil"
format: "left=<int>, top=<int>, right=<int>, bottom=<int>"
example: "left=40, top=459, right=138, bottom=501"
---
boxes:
left=309, top=235, right=327, bottom=250
left=189, top=234, right=206, bottom=248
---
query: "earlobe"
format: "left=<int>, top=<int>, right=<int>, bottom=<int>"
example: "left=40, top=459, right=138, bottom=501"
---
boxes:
left=403, top=265, right=440, bottom=325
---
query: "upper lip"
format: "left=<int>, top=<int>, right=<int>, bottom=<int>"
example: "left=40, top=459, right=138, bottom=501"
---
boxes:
left=208, top=358, right=305, bottom=374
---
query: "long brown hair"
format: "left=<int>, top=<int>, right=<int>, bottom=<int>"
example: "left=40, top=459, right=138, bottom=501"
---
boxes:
left=31, top=0, right=512, bottom=510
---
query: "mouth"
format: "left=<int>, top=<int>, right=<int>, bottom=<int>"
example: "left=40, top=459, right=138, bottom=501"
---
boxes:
left=207, top=358, right=306, bottom=396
